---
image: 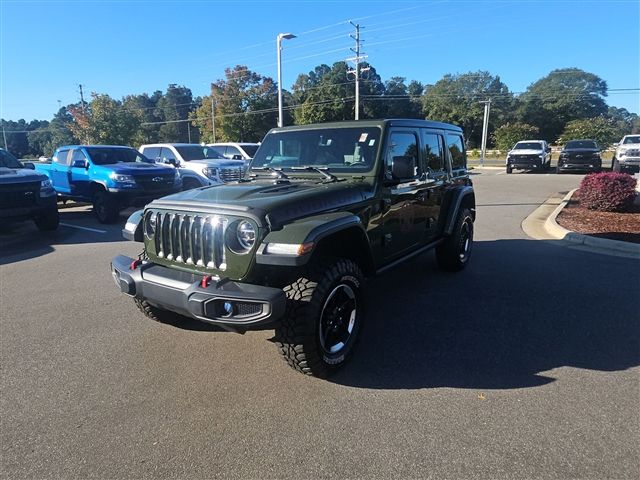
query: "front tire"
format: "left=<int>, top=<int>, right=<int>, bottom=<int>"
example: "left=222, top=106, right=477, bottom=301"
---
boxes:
left=34, top=208, right=59, bottom=231
left=506, top=165, right=513, bottom=174
left=436, top=208, right=474, bottom=272
left=275, top=258, right=364, bottom=378
left=134, top=298, right=185, bottom=324
left=93, top=190, right=120, bottom=224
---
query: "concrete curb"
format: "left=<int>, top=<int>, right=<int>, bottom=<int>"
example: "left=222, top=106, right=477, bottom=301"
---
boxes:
left=522, top=188, right=640, bottom=259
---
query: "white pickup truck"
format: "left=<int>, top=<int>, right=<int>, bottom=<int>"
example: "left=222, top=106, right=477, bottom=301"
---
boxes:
left=612, top=135, right=640, bottom=173
left=139, top=143, right=246, bottom=190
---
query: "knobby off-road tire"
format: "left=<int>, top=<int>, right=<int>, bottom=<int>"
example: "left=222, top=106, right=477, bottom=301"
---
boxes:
left=93, top=191, right=120, bottom=224
left=34, top=207, right=59, bottom=231
left=436, top=208, right=474, bottom=272
left=275, top=258, right=364, bottom=378
left=134, top=298, right=184, bottom=324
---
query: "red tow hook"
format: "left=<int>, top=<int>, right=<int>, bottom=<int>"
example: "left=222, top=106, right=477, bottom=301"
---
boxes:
left=201, top=275, right=213, bottom=288
left=130, top=259, right=142, bottom=270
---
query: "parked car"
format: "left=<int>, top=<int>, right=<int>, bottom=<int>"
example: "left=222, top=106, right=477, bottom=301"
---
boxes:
left=34, top=145, right=181, bottom=223
left=505, top=140, right=551, bottom=173
left=612, top=135, right=640, bottom=173
left=111, top=119, right=476, bottom=378
left=207, top=142, right=260, bottom=162
left=139, top=143, right=246, bottom=190
left=0, top=148, right=59, bottom=230
left=557, top=139, right=602, bottom=174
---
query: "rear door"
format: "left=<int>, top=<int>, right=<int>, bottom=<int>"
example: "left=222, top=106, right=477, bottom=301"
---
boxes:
left=421, top=128, right=449, bottom=241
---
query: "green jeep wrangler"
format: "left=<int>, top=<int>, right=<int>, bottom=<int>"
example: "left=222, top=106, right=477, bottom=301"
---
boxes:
left=111, top=119, right=475, bottom=377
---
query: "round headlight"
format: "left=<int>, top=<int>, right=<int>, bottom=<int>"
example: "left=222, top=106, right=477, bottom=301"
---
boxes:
left=144, top=211, right=156, bottom=239
left=236, top=221, right=256, bottom=250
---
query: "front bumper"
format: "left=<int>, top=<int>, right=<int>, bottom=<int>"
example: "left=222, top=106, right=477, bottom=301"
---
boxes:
left=107, top=186, right=182, bottom=207
left=110, top=255, right=286, bottom=329
left=0, top=194, right=57, bottom=220
left=558, top=161, right=601, bottom=171
left=507, top=158, right=543, bottom=169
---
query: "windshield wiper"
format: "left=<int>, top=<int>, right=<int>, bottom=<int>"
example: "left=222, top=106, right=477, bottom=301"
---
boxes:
left=290, top=166, right=341, bottom=182
left=250, top=166, right=289, bottom=179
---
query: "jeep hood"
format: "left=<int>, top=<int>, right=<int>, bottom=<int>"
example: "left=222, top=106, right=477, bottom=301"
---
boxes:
left=149, top=179, right=371, bottom=228
left=0, top=167, right=47, bottom=184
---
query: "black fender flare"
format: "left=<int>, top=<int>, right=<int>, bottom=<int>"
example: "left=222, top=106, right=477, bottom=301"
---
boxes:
left=443, top=186, right=476, bottom=235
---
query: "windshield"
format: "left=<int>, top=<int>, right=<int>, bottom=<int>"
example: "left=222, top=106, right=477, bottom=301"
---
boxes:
left=513, top=142, right=543, bottom=150
left=175, top=146, right=225, bottom=161
left=241, top=145, right=259, bottom=158
left=0, top=149, right=23, bottom=168
left=251, top=127, right=381, bottom=174
left=623, top=136, right=640, bottom=145
left=565, top=140, right=597, bottom=149
left=86, top=147, right=152, bottom=165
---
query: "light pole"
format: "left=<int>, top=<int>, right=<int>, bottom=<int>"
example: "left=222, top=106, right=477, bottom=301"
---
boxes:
left=479, top=99, right=491, bottom=167
left=277, top=32, right=296, bottom=128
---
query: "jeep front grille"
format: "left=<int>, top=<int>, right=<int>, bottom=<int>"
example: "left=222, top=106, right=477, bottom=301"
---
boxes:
left=152, top=211, right=228, bottom=270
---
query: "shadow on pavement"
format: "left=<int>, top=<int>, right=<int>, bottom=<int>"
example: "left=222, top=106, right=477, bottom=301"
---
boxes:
left=330, top=238, right=639, bottom=390
left=0, top=207, right=130, bottom=266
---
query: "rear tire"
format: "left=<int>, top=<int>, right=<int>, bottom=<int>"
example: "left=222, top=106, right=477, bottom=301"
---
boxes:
left=436, top=208, right=474, bottom=272
left=93, top=190, right=120, bottom=224
left=34, top=208, right=59, bottom=231
left=275, top=258, right=364, bottom=378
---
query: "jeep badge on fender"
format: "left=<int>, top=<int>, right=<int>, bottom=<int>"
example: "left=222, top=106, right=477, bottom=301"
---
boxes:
left=111, top=119, right=476, bottom=378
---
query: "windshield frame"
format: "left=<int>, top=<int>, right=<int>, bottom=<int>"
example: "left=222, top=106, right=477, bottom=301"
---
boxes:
left=249, top=126, right=382, bottom=176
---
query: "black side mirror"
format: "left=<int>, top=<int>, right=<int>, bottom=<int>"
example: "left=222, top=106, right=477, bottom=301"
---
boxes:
left=390, top=155, right=416, bottom=181
left=163, top=158, right=177, bottom=166
left=23, top=162, right=36, bottom=170
left=72, top=159, right=89, bottom=169
left=232, top=154, right=243, bottom=161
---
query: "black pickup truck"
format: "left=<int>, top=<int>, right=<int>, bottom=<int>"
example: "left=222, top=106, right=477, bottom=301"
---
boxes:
left=111, top=119, right=476, bottom=377
left=0, top=148, right=59, bottom=231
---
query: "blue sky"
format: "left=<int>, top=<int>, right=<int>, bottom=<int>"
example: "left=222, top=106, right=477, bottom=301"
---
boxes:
left=1, top=0, right=639, bottom=121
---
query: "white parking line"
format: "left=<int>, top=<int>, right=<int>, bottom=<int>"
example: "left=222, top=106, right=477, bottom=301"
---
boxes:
left=60, top=223, right=107, bottom=234
left=497, top=171, right=507, bottom=175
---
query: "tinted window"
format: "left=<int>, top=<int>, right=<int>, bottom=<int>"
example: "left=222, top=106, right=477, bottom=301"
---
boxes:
left=174, top=145, right=224, bottom=161
left=422, top=132, right=444, bottom=172
left=447, top=134, right=466, bottom=171
left=0, top=149, right=22, bottom=168
left=85, top=147, right=150, bottom=165
left=209, top=146, right=226, bottom=156
left=160, top=147, right=177, bottom=162
left=241, top=145, right=259, bottom=157
left=385, top=131, right=419, bottom=180
left=225, top=146, right=241, bottom=158
left=623, top=136, right=640, bottom=144
left=252, top=127, right=380, bottom=173
left=514, top=142, right=543, bottom=150
left=142, top=147, right=161, bottom=161
left=565, top=140, right=598, bottom=149
left=55, top=149, right=70, bottom=165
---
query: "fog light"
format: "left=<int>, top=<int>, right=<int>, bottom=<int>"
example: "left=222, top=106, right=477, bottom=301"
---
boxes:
left=222, top=301, right=234, bottom=317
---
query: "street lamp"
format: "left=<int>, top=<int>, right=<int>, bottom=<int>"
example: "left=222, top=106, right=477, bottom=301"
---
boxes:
left=277, top=32, right=296, bottom=128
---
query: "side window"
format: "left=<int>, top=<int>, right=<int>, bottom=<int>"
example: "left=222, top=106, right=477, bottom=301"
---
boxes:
left=71, top=149, right=87, bottom=162
left=446, top=133, right=466, bottom=174
left=55, top=149, right=70, bottom=165
left=385, top=131, right=419, bottom=181
left=226, top=146, right=241, bottom=159
left=210, top=146, right=225, bottom=156
left=422, top=131, right=445, bottom=173
left=143, top=147, right=161, bottom=161
left=160, top=147, right=177, bottom=164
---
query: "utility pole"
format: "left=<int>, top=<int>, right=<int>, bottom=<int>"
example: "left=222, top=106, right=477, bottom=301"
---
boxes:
left=347, top=21, right=369, bottom=120
left=211, top=96, right=216, bottom=143
left=2, top=123, right=7, bottom=150
left=479, top=99, right=491, bottom=167
left=78, top=84, right=86, bottom=115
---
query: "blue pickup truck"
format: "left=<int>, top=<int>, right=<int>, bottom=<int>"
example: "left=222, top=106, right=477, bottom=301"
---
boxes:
left=35, top=145, right=181, bottom=223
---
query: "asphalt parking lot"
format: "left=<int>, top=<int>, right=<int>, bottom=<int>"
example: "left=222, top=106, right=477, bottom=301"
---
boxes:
left=1, top=169, right=638, bottom=479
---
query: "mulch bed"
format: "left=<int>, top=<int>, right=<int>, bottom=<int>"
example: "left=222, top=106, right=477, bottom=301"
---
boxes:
left=556, top=191, right=640, bottom=244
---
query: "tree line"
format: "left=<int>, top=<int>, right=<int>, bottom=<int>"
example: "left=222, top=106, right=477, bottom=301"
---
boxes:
left=2, top=64, right=638, bottom=159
